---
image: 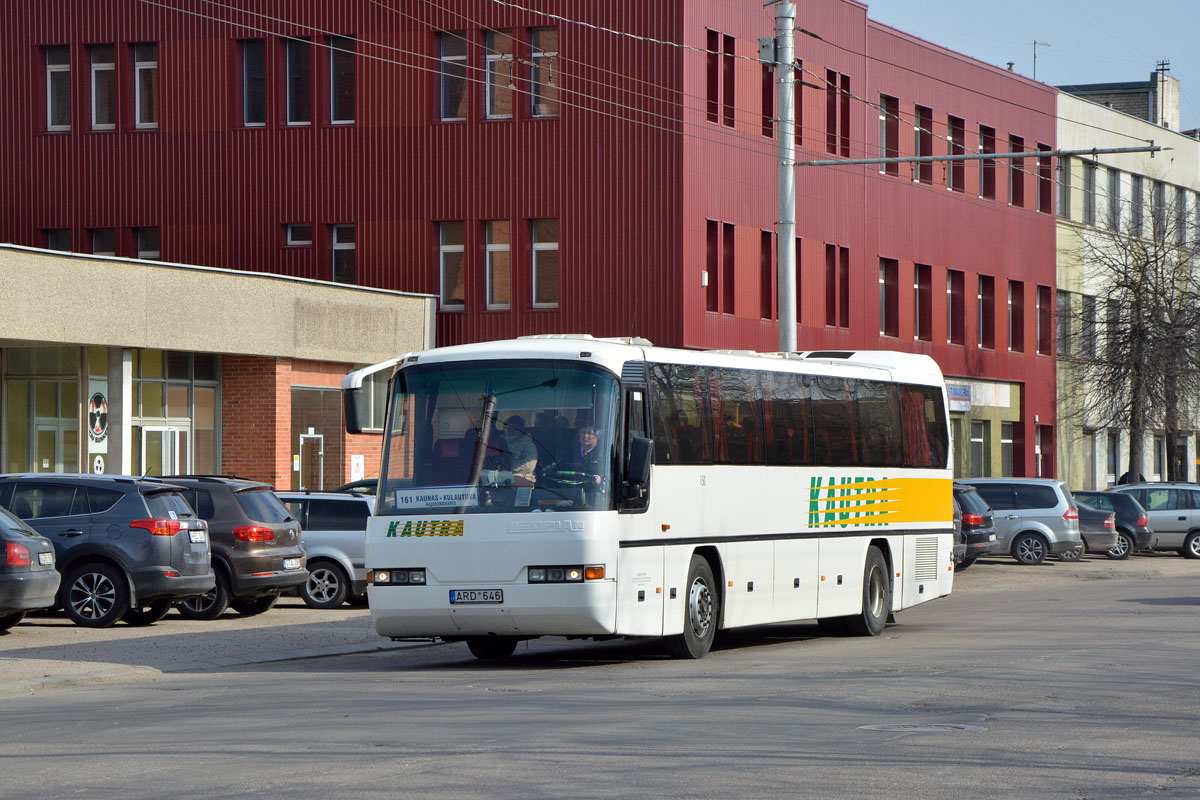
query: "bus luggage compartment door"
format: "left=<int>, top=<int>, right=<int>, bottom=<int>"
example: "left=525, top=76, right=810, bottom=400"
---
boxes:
left=615, top=547, right=664, bottom=635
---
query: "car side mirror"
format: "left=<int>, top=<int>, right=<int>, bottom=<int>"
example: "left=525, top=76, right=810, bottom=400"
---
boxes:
left=626, top=436, right=653, bottom=485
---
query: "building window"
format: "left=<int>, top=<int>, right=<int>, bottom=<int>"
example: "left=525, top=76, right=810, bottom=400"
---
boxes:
left=44, top=229, right=71, bottom=251
left=136, top=227, right=160, bottom=259
left=977, top=275, right=995, bottom=349
left=722, top=222, right=735, bottom=314
left=970, top=420, right=989, bottom=478
left=133, top=43, right=158, bottom=129
left=1154, top=435, right=1165, bottom=479
left=439, top=221, right=465, bottom=309
left=914, top=263, right=932, bottom=342
left=948, top=116, right=965, bottom=191
left=825, top=244, right=849, bottom=328
left=1037, top=284, right=1052, bottom=355
left=878, top=95, right=899, bottom=176
left=1037, top=144, right=1052, bottom=213
left=45, top=46, right=71, bottom=131
left=1081, top=161, right=1097, bottom=225
left=529, top=27, right=558, bottom=117
left=1130, top=174, right=1144, bottom=237
left=531, top=219, right=559, bottom=308
left=484, top=30, right=514, bottom=120
left=332, top=224, right=355, bottom=284
left=979, top=125, right=996, bottom=200
left=286, top=224, right=313, bottom=246
left=285, top=39, right=312, bottom=125
left=329, top=36, right=355, bottom=124
left=1081, top=294, right=1097, bottom=358
left=760, top=230, right=774, bottom=319
left=1151, top=180, right=1166, bottom=241
left=826, top=71, right=850, bottom=157
left=1106, top=431, right=1119, bottom=482
left=722, top=35, right=735, bottom=128
left=706, top=30, right=719, bottom=124
left=1056, top=290, right=1071, bottom=356
left=1008, top=280, right=1024, bottom=352
left=1107, top=168, right=1121, bottom=230
left=947, top=269, right=965, bottom=345
left=879, top=259, right=898, bottom=337
left=90, top=45, right=115, bottom=130
left=1057, top=157, right=1071, bottom=218
left=1174, top=186, right=1187, bottom=245
left=706, top=220, right=718, bottom=312
left=90, top=228, right=116, bottom=255
left=761, top=64, right=773, bottom=138
left=1000, top=422, right=1014, bottom=477
left=914, top=105, right=933, bottom=184
left=439, top=33, right=468, bottom=121
left=1008, top=134, right=1025, bottom=207
left=242, top=39, right=266, bottom=126
left=485, top=220, right=511, bottom=310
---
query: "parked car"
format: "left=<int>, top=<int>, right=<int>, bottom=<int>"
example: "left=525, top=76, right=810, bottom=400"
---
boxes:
left=1060, top=502, right=1118, bottom=560
left=162, top=477, right=307, bottom=619
left=1071, top=490, right=1155, bottom=559
left=959, top=478, right=1083, bottom=565
left=1110, top=483, right=1200, bottom=558
left=333, top=479, right=377, bottom=496
left=953, top=482, right=999, bottom=569
left=0, top=474, right=213, bottom=627
left=0, top=504, right=60, bottom=631
left=277, top=490, right=374, bottom=608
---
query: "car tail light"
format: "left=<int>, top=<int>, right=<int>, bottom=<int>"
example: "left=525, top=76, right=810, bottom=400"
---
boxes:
left=1063, top=508, right=1079, bottom=521
left=234, top=526, right=277, bottom=542
left=1104, top=515, right=1115, bottom=529
left=130, top=518, right=183, bottom=536
left=961, top=513, right=984, bottom=526
left=5, top=542, right=31, bottom=566
left=1136, top=513, right=1149, bottom=526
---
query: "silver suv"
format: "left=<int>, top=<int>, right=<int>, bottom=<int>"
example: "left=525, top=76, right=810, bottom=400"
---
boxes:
left=1110, top=483, right=1200, bottom=559
left=959, top=478, right=1084, bottom=565
left=277, top=491, right=373, bottom=608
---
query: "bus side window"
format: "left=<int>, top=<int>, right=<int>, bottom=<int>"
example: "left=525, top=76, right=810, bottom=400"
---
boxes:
left=649, top=363, right=711, bottom=465
left=810, top=376, right=859, bottom=467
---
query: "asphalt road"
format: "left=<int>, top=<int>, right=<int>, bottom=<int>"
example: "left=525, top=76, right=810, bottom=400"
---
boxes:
left=2, top=553, right=1198, bottom=800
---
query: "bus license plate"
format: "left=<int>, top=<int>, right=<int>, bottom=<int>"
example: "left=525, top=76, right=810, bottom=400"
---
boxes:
left=449, top=589, right=503, bottom=605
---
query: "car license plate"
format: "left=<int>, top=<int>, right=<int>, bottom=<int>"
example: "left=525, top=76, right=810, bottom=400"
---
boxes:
left=988, top=534, right=997, bottom=541
left=449, top=589, right=503, bottom=604
left=38, top=552, right=53, bottom=566
left=284, top=557, right=302, bottom=570
left=189, top=530, right=207, bottom=543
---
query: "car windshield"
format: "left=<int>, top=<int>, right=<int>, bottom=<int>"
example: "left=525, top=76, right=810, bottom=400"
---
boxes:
left=234, top=488, right=294, bottom=523
left=377, top=360, right=621, bottom=515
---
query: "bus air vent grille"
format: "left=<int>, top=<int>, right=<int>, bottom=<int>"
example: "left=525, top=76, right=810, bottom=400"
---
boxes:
left=914, top=537, right=939, bottom=581
left=621, top=361, right=648, bottom=383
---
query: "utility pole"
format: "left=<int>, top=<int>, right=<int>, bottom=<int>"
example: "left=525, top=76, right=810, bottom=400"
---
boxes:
left=1032, top=41, right=1050, bottom=81
left=764, top=2, right=797, bottom=352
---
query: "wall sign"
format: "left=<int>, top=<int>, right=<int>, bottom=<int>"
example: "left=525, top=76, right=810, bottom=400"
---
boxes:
left=87, top=380, right=109, bottom=455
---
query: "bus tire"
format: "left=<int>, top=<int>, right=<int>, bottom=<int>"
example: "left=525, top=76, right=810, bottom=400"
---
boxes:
left=665, top=554, right=719, bottom=659
left=466, top=636, right=518, bottom=660
left=844, top=546, right=891, bottom=637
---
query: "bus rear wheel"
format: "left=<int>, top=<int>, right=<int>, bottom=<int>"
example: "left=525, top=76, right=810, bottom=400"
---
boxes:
left=844, top=546, right=891, bottom=637
left=466, top=636, right=518, bottom=660
left=665, top=554, right=719, bottom=659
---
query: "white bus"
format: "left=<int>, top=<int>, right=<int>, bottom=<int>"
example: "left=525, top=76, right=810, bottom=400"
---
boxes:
left=343, top=335, right=954, bottom=660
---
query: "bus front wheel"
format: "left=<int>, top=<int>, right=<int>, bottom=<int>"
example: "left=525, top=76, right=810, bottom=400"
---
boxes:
left=665, top=555, right=719, bottom=659
left=845, top=546, right=891, bottom=637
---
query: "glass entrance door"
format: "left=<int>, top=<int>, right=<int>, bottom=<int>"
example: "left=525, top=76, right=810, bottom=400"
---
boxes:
left=34, top=421, right=79, bottom=473
left=140, top=426, right=188, bottom=476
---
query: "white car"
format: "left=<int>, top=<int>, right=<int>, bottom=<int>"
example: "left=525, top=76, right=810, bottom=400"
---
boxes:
left=278, top=491, right=374, bottom=608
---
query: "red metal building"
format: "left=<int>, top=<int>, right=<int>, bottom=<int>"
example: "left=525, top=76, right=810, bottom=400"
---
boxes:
left=0, top=0, right=1058, bottom=477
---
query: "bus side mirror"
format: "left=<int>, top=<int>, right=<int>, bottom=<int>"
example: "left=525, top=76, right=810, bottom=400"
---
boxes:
left=627, top=436, right=653, bottom=485
left=343, top=387, right=368, bottom=435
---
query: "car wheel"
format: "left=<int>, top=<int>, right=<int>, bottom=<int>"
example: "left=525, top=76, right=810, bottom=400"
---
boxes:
left=1058, top=546, right=1083, bottom=562
left=1012, top=533, right=1048, bottom=565
left=844, top=546, right=892, bottom=636
left=1183, top=532, right=1200, bottom=560
left=466, top=636, right=519, bottom=660
left=230, top=592, right=279, bottom=617
left=346, top=592, right=369, bottom=608
left=122, top=599, right=173, bottom=626
left=664, top=554, right=720, bottom=659
left=176, top=570, right=231, bottom=621
left=0, top=611, right=26, bottom=631
left=300, top=561, right=350, bottom=609
left=957, top=556, right=977, bottom=571
left=1107, top=532, right=1133, bottom=560
left=63, top=562, right=130, bottom=628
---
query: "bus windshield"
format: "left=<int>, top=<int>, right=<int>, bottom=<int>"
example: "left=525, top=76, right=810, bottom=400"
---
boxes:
left=377, top=360, right=621, bottom=515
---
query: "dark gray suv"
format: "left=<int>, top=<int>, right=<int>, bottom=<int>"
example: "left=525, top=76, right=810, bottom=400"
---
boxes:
left=0, top=474, right=214, bottom=627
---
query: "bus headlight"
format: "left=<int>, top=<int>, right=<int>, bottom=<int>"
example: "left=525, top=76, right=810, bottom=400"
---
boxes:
left=372, top=569, right=426, bottom=585
left=528, top=565, right=603, bottom=583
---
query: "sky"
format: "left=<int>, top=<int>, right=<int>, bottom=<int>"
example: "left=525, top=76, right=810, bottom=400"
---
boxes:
left=861, top=0, right=1200, bottom=131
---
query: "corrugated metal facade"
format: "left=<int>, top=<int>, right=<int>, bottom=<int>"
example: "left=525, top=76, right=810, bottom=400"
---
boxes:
left=1, top=0, right=1058, bottom=475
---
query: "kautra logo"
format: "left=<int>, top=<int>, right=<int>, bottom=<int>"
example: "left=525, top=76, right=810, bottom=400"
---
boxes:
left=387, top=520, right=464, bottom=537
left=807, top=476, right=894, bottom=528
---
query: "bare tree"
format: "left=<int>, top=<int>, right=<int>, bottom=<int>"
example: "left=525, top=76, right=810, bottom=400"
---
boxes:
left=1059, top=177, right=1200, bottom=482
